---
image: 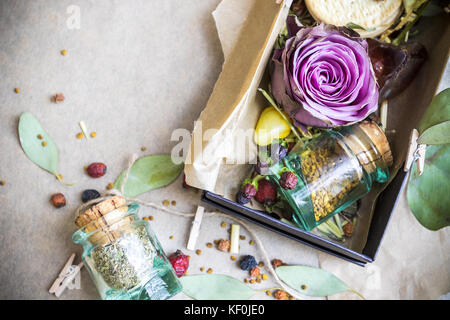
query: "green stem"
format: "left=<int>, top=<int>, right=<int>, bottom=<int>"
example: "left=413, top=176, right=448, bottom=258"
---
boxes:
left=348, top=288, right=366, bottom=300
left=55, top=173, right=76, bottom=186
left=392, top=0, right=431, bottom=45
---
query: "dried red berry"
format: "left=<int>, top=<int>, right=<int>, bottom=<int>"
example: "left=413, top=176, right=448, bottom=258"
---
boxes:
left=254, top=179, right=277, bottom=205
left=51, top=193, right=66, bottom=208
left=279, top=171, right=297, bottom=190
left=86, top=162, right=107, bottom=178
left=169, top=249, right=190, bottom=277
left=242, top=183, right=257, bottom=199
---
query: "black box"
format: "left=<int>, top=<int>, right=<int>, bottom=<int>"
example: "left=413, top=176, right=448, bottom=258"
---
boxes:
left=202, top=168, right=407, bottom=266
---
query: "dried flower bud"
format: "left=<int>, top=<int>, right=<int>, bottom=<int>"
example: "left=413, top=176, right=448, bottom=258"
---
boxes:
left=274, top=290, right=289, bottom=300
left=271, top=259, right=284, bottom=269
left=250, top=267, right=260, bottom=278
left=217, top=239, right=230, bottom=252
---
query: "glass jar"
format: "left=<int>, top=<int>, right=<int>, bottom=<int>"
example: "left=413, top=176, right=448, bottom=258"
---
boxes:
left=269, top=121, right=393, bottom=231
left=72, top=202, right=182, bottom=300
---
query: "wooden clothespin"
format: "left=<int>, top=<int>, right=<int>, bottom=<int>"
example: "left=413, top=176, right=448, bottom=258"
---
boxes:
left=49, top=253, right=84, bottom=297
left=405, top=129, right=426, bottom=175
left=186, top=206, right=204, bottom=251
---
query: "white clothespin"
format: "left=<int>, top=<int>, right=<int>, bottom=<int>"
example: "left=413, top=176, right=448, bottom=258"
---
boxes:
left=49, top=253, right=84, bottom=297
left=187, top=206, right=204, bottom=251
left=405, top=128, right=426, bottom=175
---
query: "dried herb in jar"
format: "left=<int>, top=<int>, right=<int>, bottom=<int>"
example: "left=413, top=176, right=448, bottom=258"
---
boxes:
left=92, top=226, right=155, bottom=290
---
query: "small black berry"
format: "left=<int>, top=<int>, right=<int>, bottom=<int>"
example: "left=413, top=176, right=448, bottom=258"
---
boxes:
left=81, top=189, right=101, bottom=203
left=236, top=191, right=250, bottom=205
left=240, top=255, right=257, bottom=271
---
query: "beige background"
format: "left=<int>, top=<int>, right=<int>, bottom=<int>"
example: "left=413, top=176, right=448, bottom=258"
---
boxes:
left=0, top=0, right=448, bottom=300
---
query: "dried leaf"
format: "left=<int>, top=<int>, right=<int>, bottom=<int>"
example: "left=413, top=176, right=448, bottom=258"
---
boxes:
left=18, top=112, right=59, bottom=177
left=180, top=274, right=258, bottom=300
left=407, top=144, right=450, bottom=230
left=114, top=155, right=183, bottom=197
left=417, top=88, right=450, bottom=145
left=276, top=265, right=360, bottom=297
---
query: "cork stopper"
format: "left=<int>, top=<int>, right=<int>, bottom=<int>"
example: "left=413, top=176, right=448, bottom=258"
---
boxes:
left=341, top=120, right=393, bottom=176
left=75, top=196, right=131, bottom=245
left=358, top=121, right=393, bottom=167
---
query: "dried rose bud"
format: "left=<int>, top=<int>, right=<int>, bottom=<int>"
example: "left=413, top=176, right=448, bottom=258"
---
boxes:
left=52, top=93, right=65, bottom=103
left=274, top=290, right=289, bottom=300
left=271, top=259, right=284, bottom=269
left=343, top=222, right=354, bottom=237
left=217, top=239, right=230, bottom=252
left=242, top=183, right=257, bottom=199
left=250, top=267, right=260, bottom=278
left=279, top=171, right=297, bottom=190
left=51, top=193, right=66, bottom=208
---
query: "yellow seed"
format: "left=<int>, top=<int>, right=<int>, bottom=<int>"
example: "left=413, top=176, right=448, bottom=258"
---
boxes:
left=58, top=174, right=63, bottom=180
left=141, top=146, right=147, bottom=151
left=239, top=235, right=246, bottom=240
left=220, top=221, right=227, bottom=228
left=61, top=49, right=67, bottom=55
left=83, top=165, right=88, bottom=171
left=90, top=132, right=97, bottom=138
left=149, top=216, right=154, bottom=221
left=250, top=279, right=255, bottom=284
left=258, top=262, right=264, bottom=267
left=265, top=290, right=272, bottom=296
left=301, top=284, right=307, bottom=290
left=207, top=268, right=213, bottom=274
left=200, top=267, right=205, bottom=272
left=256, top=277, right=261, bottom=283
left=0, top=180, right=5, bottom=186
left=37, top=134, right=43, bottom=140
left=169, top=235, right=174, bottom=240
left=230, top=256, right=236, bottom=261
left=244, top=279, right=248, bottom=283
left=262, top=274, right=268, bottom=281
left=206, top=243, right=213, bottom=248
left=76, top=132, right=84, bottom=139
left=162, top=200, right=170, bottom=206
left=195, top=249, right=202, bottom=255
left=171, top=200, right=177, bottom=206
left=143, top=217, right=149, bottom=221
left=214, top=240, right=220, bottom=245
left=106, top=182, right=114, bottom=190
left=249, top=240, right=255, bottom=245
left=14, top=88, right=20, bottom=93
left=42, top=141, right=47, bottom=147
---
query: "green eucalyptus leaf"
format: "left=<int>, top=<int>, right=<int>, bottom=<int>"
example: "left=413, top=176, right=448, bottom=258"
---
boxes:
left=276, top=265, right=351, bottom=297
left=407, top=144, right=450, bottom=230
left=18, top=112, right=59, bottom=175
left=180, top=274, right=258, bottom=300
left=417, top=120, right=450, bottom=145
left=114, top=154, right=183, bottom=197
left=417, top=88, right=450, bottom=139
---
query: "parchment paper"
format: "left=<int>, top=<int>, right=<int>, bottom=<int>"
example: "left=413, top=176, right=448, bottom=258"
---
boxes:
left=0, top=0, right=320, bottom=300
left=184, top=0, right=450, bottom=254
